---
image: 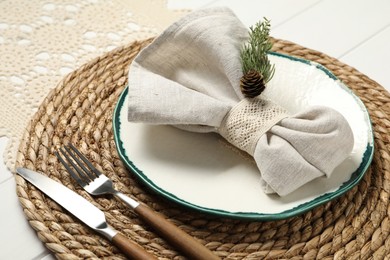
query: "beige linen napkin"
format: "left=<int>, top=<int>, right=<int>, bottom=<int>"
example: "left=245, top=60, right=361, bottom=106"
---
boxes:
left=127, top=7, right=354, bottom=196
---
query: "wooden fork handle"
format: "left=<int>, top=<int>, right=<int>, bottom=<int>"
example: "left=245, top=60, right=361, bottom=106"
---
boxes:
left=134, top=203, right=220, bottom=260
left=112, top=232, right=157, bottom=260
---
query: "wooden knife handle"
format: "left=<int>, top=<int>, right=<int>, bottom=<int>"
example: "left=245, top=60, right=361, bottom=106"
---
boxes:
left=134, top=203, right=220, bottom=260
left=112, top=232, right=157, bottom=260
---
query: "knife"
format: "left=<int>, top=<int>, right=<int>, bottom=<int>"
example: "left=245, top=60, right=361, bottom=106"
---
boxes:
left=16, top=167, right=157, bottom=260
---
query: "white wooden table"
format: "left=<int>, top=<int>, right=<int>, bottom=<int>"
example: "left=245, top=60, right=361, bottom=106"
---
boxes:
left=1, top=1, right=389, bottom=259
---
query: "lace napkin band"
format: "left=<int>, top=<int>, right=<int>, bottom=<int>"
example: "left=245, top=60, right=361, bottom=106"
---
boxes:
left=219, top=99, right=289, bottom=155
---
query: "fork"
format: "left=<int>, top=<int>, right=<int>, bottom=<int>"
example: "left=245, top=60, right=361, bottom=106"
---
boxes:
left=56, top=143, right=219, bottom=260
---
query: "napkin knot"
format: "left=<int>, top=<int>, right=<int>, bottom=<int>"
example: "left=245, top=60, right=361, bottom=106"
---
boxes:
left=126, top=7, right=355, bottom=196
left=219, top=99, right=289, bottom=155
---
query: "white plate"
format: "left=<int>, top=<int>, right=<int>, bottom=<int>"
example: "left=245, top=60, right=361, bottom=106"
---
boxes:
left=113, top=52, right=373, bottom=220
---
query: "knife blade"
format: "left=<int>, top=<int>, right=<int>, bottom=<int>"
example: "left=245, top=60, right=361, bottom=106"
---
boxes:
left=16, top=167, right=157, bottom=260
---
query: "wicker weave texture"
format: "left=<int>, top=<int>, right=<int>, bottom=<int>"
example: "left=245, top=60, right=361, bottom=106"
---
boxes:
left=15, top=38, right=390, bottom=259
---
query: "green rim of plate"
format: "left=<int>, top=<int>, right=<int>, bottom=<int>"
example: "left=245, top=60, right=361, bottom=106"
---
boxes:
left=113, top=52, right=374, bottom=221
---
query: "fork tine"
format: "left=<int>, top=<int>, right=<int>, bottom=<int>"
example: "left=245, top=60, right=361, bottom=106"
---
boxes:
left=59, top=147, right=91, bottom=181
left=62, top=146, right=97, bottom=181
left=55, top=150, right=88, bottom=187
left=68, top=143, right=102, bottom=177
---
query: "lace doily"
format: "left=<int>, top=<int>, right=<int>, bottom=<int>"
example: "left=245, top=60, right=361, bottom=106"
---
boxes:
left=0, top=0, right=188, bottom=170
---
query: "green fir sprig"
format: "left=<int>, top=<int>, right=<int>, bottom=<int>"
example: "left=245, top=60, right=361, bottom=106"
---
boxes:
left=240, top=18, right=275, bottom=84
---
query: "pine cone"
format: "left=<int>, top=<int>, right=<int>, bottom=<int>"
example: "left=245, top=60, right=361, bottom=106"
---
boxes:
left=240, top=70, right=266, bottom=98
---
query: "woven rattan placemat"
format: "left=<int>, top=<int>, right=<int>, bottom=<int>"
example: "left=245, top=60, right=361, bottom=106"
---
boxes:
left=15, top=38, right=390, bottom=259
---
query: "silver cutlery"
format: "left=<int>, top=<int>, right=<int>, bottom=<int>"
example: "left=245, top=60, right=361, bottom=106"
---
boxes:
left=16, top=167, right=157, bottom=260
left=56, top=143, right=219, bottom=260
